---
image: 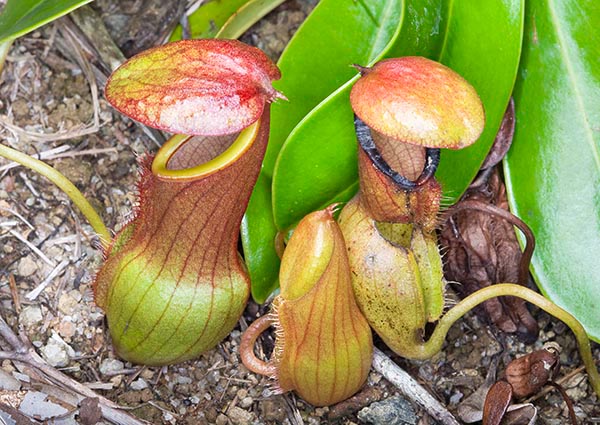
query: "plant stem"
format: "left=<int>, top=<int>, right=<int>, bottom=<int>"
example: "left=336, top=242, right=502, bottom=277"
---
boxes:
left=419, top=283, right=600, bottom=397
left=0, top=143, right=111, bottom=247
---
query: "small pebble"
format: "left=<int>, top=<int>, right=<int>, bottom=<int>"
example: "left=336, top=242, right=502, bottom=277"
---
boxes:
left=58, top=292, right=78, bottom=316
left=227, top=406, right=253, bottom=425
left=206, top=370, right=220, bottom=384
left=130, top=378, right=148, bottom=391
left=314, top=407, right=328, bottom=417
left=358, top=396, right=417, bottom=425
left=240, top=396, right=253, bottom=409
left=260, top=398, right=287, bottom=422
left=176, top=375, right=192, bottom=385
left=17, top=256, right=38, bottom=277
left=0, top=368, right=21, bottom=390
left=58, top=320, right=76, bottom=339
left=449, top=390, right=463, bottom=405
left=215, top=413, right=229, bottom=425
left=40, top=333, right=74, bottom=367
left=110, top=375, right=123, bottom=387
left=368, top=372, right=383, bottom=385
left=99, top=358, right=125, bottom=375
left=140, top=368, right=155, bottom=380
left=19, top=306, right=43, bottom=327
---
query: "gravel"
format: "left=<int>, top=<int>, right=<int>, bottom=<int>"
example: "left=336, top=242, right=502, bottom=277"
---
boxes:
left=358, top=396, right=418, bottom=425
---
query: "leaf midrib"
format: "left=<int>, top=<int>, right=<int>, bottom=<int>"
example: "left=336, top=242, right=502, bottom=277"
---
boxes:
left=364, top=0, right=401, bottom=63
left=547, top=0, right=600, bottom=172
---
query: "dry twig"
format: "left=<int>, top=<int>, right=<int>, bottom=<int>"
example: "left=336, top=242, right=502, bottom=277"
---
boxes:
left=372, top=348, right=460, bottom=425
left=25, top=259, right=69, bottom=301
left=8, top=229, right=56, bottom=267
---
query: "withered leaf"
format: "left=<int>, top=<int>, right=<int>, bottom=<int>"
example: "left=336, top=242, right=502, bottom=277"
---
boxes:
left=502, top=404, right=538, bottom=425
left=483, top=381, right=513, bottom=425
left=458, top=357, right=538, bottom=425
left=458, top=357, right=500, bottom=423
left=505, top=346, right=560, bottom=399
left=439, top=169, right=538, bottom=341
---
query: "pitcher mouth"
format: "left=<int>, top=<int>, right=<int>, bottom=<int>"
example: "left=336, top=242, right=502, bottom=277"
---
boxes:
left=354, top=116, right=440, bottom=190
left=152, top=119, right=261, bottom=181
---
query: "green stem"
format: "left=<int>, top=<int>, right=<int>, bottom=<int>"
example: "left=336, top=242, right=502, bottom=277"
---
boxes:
left=416, top=283, right=599, bottom=397
left=0, top=143, right=111, bottom=247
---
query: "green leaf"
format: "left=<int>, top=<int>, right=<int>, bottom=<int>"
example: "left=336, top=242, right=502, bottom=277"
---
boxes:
left=272, top=0, right=524, bottom=231
left=504, top=0, right=600, bottom=342
left=436, top=0, right=524, bottom=203
left=0, top=0, right=92, bottom=43
left=170, top=0, right=249, bottom=41
left=242, top=0, right=407, bottom=301
left=263, top=0, right=404, bottom=176
left=215, top=0, right=286, bottom=40
left=241, top=174, right=281, bottom=303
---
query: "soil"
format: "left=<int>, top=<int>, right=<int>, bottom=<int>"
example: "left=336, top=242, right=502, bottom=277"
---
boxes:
left=0, top=1, right=598, bottom=424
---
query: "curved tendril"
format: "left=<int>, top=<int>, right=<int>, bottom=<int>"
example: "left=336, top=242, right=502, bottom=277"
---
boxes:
left=354, top=116, right=440, bottom=190
left=0, top=143, right=111, bottom=247
left=416, top=283, right=600, bottom=397
left=240, top=315, right=277, bottom=377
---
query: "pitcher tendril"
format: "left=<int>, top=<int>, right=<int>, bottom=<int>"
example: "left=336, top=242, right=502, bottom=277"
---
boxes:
left=0, top=143, right=111, bottom=246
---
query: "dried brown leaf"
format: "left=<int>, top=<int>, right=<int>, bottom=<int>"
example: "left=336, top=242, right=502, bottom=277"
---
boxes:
left=483, top=381, right=513, bottom=425
left=505, top=346, right=560, bottom=399
left=439, top=169, right=538, bottom=341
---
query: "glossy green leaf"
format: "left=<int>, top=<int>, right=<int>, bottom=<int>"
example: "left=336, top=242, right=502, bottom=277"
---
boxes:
left=170, top=0, right=249, bottom=41
left=215, top=0, right=286, bottom=40
left=241, top=174, right=280, bottom=303
left=263, top=0, right=405, bottom=176
left=272, top=0, right=524, bottom=231
left=0, top=0, right=92, bottom=43
left=242, top=0, right=405, bottom=301
left=504, top=0, right=600, bottom=342
left=240, top=182, right=278, bottom=302
left=436, top=1, right=524, bottom=203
